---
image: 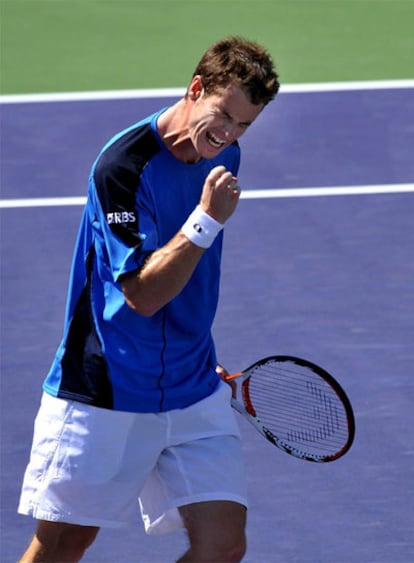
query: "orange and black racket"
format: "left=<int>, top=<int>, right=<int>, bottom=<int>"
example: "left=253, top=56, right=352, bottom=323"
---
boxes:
left=226, top=355, right=355, bottom=462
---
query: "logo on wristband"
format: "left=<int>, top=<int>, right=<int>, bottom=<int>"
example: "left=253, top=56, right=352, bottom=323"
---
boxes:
left=193, top=223, right=203, bottom=233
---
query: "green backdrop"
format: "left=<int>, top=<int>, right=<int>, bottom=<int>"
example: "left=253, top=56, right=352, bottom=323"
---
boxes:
left=1, top=0, right=413, bottom=94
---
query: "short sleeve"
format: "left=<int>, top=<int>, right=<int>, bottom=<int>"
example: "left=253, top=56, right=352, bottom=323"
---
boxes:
left=89, top=123, right=161, bottom=282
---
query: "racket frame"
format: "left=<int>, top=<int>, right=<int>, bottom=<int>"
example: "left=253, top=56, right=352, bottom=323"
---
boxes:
left=228, top=355, right=355, bottom=463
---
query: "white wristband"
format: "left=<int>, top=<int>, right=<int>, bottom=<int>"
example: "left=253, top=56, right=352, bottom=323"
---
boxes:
left=181, top=205, right=223, bottom=248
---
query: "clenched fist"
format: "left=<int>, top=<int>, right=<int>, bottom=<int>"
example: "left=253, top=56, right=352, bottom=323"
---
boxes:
left=199, top=166, right=241, bottom=224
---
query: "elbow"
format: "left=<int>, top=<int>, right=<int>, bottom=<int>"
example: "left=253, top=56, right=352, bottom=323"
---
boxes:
left=123, top=294, right=160, bottom=317
left=122, top=282, right=161, bottom=317
left=121, top=273, right=159, bottom=317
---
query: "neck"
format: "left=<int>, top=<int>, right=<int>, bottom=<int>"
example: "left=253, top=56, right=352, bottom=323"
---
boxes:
left=157, top=100, right=200, bottom=163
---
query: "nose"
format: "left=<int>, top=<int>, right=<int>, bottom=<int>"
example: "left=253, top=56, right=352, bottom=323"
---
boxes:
left=223, top=121, right=237, bottom=140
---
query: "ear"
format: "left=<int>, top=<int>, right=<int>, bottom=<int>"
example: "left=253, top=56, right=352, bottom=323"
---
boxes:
left=188, top=75, right=204, bottom=100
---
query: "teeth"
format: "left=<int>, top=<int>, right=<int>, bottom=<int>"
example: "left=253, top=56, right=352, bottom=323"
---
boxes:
left=207, top=132, right=225, bottom=148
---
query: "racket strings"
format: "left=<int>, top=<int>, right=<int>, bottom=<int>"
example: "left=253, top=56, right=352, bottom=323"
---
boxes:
left=249, top=378, right=346, bottom=427
left=245, top=363, right=350, bottom=456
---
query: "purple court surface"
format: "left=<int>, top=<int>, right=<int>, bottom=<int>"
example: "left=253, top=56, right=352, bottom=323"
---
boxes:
left=1, top=85, right=413, bottom=562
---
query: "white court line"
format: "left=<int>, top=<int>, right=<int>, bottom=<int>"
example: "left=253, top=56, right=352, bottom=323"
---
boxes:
left=0, top=80, right=413, bottom=104
left=1, top=184, right=413, bottom=209
left=240, top=183, right=414, bottom=199
left=2, top=84, right=411, bottom=209
left=0, top=197, right=88, bottom=209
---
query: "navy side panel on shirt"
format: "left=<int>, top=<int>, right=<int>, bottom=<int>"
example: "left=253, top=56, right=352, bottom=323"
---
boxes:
left=59, top=247, right=113, bottom=408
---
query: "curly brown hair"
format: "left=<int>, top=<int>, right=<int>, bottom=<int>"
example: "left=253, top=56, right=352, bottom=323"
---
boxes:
left=191, top=37, right=280, bottom=106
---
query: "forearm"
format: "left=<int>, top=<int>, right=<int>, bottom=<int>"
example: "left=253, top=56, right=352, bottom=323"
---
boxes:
left=122, top=166, right=240, bottom=317
left=121, top=232, right=205, bottom=317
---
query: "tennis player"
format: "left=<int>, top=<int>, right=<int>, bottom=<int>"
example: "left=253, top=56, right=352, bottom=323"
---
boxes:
left=18, top=36, right=279, bottom=562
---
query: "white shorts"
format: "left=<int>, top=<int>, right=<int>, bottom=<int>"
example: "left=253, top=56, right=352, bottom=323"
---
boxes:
left=18, top=382, right=247, bottom=534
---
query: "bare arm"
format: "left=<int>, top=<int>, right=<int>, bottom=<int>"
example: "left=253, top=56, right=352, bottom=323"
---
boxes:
left=121, top=233, right=204, bottom=316
left=121, top=165, right=240, bottom=316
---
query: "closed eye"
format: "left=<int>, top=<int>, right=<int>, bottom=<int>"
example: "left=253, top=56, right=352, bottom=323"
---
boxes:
left=222, top=110, right=251, bottom=129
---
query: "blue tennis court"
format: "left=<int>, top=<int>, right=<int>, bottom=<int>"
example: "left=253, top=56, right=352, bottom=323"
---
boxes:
left=1, top=83, right=413, bottom=562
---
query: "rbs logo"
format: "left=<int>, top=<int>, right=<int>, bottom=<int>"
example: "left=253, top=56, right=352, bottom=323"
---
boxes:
left=107, top=211, right=136, bottom=225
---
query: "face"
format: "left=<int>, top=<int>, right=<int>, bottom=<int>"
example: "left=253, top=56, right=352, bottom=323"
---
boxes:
left=187, top=78, right=264, bottom=160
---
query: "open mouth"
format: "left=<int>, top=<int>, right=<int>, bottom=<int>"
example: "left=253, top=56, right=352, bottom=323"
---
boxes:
left=206, top=131, right=226, bottom=149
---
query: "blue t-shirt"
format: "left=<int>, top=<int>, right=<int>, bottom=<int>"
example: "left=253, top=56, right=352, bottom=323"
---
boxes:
left=43, top=109, right=241, bottom=412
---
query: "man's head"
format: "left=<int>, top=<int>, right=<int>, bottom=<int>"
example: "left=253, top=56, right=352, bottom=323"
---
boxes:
left=190, top=36, right=279, bottom=107
left=166, top=37, right=279, bottom=162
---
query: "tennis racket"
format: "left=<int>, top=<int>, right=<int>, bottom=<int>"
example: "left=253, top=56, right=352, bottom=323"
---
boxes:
left=226, top=355, right=355, bottom=462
